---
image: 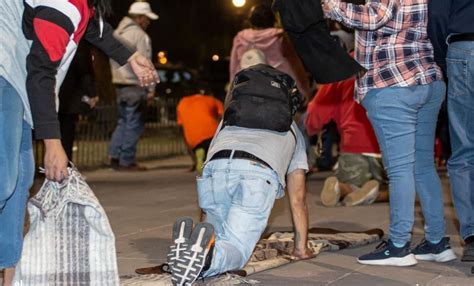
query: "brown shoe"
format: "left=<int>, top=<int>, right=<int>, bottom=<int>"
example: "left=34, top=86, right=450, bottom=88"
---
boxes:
left=343, top=180, right=380, bottom=207
left=135, top=263, right=170, bottom=275
left=320, top=176, right=340, bottom=207
left=117, top=163, right=148, bottom=171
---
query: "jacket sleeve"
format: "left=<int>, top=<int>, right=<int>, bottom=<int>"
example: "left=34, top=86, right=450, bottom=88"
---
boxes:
left=326, top=0, right=397, bottom=31
left=304, top=83, right=339, bottom=136
left=84, top=18, right=134, bottom=66
left=25, top=8, right=77, bottom=139
left=427, top=0, right=451, bottom=73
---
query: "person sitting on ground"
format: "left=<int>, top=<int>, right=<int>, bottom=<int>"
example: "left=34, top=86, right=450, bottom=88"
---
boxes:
left=229, top=4, right=311, bottom=99
left=176, top=87, right=224, bottom=174
left=305, top=75, right=388, bottom=207
left=166, top=65, right=315, bottom=285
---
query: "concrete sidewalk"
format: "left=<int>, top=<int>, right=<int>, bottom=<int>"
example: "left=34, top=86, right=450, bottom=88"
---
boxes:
left=2, top=156, right=472, bottom=285
left=81, top=156, right=473, bottom=285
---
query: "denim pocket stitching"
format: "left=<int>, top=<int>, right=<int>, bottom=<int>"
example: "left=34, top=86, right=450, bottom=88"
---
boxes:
left=238, top=177, right=271, bottom=210
left=446, top=58, right=468, bottom=97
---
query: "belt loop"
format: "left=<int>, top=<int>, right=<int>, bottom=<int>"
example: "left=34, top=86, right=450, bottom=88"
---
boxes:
left=446, top=34, right=452, bottom=46
left=228, top=150, right=235, bottom=165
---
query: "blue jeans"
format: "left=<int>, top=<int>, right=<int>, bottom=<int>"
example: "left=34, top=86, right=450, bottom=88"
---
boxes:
left=0, top=77, right=35, bottom=269
left=197, top=157, right=281, bottom=277
left=362, top=81, right=446, bottom=245
left=446, top=41, right=474, bottom=240
left=108, top=86, right=146, bottom=166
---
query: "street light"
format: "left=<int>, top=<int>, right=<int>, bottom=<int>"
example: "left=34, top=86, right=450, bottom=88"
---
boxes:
left=232, top=0, right=246, bottom=8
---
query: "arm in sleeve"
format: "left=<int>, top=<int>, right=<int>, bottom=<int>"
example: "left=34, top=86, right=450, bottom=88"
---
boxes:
left=84, top=18, right=134, bottom=66
left=25, top=8, right=76, bottom=139
left=287, top=123, right=309, bottom=175
left=427, top=0, right=451, bottom=73
left=327, top=0, right=397, bottom=31
left=304, top=83, right=338, bottom=136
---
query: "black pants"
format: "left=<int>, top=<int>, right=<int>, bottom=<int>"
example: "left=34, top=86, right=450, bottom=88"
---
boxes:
left=59, top=113, right=79, bottom=161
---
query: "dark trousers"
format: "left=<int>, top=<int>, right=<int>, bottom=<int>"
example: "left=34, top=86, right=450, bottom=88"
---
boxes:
left=59, top=113, right=79, bottom=161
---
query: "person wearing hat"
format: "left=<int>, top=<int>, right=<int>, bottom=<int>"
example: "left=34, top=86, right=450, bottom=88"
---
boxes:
left=108, top=1, right=159, bottom=170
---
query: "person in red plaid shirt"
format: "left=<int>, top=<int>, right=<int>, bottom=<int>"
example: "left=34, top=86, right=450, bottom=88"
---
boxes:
left=323, top=0, right=456, bottom=266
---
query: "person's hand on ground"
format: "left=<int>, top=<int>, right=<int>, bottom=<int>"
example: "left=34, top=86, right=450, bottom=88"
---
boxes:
left=128, top=52, right=160, bottom=87
left=43, top=139, right=69, bottom=182
left=292, top=247, right=316, bottom=261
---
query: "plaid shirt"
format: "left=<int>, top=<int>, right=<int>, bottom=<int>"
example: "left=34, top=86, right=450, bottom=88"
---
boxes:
left=327, top=0, right=443, bottom=101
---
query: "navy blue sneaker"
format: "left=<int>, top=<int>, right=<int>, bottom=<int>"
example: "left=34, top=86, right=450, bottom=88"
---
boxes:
left=412, top=237, right=456, bottom=263
left=358, top=240, right=417, bottom=266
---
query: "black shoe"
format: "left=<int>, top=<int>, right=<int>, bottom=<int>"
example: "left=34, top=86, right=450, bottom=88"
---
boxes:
left=106, top=158, right=119, bottom=169
left=167, top=217, right=194, bottom=269
left=358, top=240, right=417, bottom=266
left=412, top=237, right=456, bottom=262
left=116, top=163, right=148, bottom=171
left=171, top=222, right=215, bottom=286
left=462, top=236, right=474, bottom=262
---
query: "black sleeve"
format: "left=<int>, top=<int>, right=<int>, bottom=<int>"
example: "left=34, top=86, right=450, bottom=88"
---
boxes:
left=26, top=38, right=62, bottom=139
left=84, top=18, right=134, bottom=66
left=427, top=0, right=452, bottom=73
left=25, top=7, right=76, bottom=139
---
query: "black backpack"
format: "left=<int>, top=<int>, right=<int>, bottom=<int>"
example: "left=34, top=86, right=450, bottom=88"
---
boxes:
left=224, top=64, right=301, bottom=133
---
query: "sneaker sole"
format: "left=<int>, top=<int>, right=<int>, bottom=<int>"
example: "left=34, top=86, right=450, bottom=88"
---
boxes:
left=358, top=254, right=418, bottom=266
left=415, top=249, right=457, bottom=262
left=320, top=177, right=340, bottom=207
left=171, top=223, right=215, bottom=286
left=343, top=180, right=379, bottom=207
left=167, top=217, right=193, bottom=269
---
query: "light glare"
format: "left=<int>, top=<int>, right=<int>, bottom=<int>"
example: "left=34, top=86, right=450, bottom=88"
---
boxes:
left=232, top=0, right=246, bottom=8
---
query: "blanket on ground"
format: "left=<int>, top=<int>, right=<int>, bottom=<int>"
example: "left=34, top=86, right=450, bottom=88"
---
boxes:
left=120, top=227, right=383, bottom=285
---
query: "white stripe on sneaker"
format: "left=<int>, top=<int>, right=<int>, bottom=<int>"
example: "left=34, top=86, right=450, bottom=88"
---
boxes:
left=415, top=249, right=457, bottom=262
left=358, top=254, right=418, bottom=266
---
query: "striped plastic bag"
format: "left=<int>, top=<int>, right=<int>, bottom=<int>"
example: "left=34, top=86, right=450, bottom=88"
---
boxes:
left=14, top=167, right=119, bottom=286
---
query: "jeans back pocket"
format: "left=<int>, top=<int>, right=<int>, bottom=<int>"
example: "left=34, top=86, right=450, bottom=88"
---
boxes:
left=446, top=58, right=469, bottom=97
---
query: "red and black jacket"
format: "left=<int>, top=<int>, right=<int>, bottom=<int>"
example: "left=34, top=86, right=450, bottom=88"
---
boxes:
left=23, top=0, right=133, bottom=139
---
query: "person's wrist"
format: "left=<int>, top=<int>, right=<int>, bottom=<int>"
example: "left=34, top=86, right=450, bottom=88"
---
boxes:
left=43, top=139, right=62, bottom=148
left=127, top=51, right=140, bottom=63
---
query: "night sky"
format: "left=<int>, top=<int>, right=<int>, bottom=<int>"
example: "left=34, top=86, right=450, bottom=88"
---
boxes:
left=109, top=0, right=272, bottom=68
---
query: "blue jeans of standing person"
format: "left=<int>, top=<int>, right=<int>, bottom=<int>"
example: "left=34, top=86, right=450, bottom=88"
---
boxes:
left=197, top=157, right=282, bottom=277
left=446, top=41, right=474, bottom=241
left=362, top=81, right=446, bottom=246
left=0, top=77, right=35, bottom=269
left=108, top=86, right=147, bottom=166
